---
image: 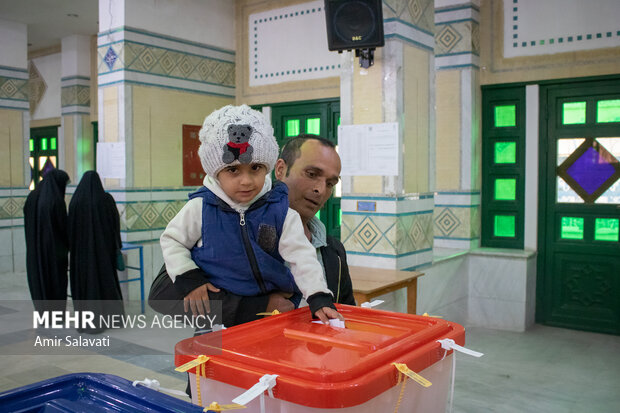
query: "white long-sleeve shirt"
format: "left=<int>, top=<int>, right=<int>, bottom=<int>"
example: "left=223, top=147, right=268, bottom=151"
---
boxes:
left=160, top=175, right=332, bottom=300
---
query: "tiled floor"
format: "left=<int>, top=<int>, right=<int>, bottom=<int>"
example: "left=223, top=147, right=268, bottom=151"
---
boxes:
left=1, top=271, right=618, bottom=412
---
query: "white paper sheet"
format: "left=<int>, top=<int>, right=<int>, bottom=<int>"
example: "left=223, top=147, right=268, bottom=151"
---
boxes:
left=338, top=122, right=399, bottom=176
left=96, top=142, right=126, bottom=179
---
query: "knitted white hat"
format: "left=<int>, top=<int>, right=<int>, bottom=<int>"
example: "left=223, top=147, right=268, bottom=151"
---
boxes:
left=198, top=105, right=279, bottom=178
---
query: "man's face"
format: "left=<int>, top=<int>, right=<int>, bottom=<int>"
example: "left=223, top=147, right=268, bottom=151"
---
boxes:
left=275, top=140, right=341, bottom=223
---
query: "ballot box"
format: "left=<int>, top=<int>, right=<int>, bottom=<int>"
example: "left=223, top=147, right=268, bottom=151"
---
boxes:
left=0, top=372, right=203, bottom=412
left=175, top=305, right=466, bottom=413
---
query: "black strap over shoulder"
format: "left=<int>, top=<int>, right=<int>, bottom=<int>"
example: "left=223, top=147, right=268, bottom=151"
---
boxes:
left=147, top=264, right=186, bottom=316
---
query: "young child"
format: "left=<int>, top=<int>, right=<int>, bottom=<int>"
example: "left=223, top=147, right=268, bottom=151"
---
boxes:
left=160, top=105, right=340, bottom=325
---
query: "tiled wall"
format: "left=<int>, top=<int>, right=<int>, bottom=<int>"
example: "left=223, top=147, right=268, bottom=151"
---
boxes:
left=0, top=68, right=29, bottom=111
left=435, top=3, right=480, bottom=70
left=110, top=188, right=195, bottom=244
left=61, top=76, right=90, bottom=116
left=0, top=188, right=29, bottom=273
left=433, top=191, right=480, bottom=249
left=341, top=195, right=434, bottom=270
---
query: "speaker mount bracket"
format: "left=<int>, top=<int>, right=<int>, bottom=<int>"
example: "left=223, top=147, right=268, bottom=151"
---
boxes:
left=355, top=48, right=375, bottom=69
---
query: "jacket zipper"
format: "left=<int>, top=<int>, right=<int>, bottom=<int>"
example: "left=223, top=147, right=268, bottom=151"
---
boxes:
left=239, top=211, right=267, bottom=294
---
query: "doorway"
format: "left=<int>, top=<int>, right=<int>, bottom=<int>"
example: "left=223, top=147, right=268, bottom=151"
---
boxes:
left=538, top=78, right=620, bottom=335
left=267, top=99, right=341, bottom=239
left=29, top=126, right=59, bottom=189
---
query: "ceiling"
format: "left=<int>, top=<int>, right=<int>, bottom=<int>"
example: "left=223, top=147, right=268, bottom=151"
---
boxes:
left=0, top=0, right=99, bottom=52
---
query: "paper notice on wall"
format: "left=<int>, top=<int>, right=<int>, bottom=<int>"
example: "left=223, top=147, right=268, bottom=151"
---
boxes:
left=338, top=122, right=399, bottom=176
left=96, top=142, right=126, bottom=179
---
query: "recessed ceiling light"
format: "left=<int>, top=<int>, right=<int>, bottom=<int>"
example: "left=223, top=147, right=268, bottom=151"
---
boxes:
left=67, top=13, right=79, bottom=18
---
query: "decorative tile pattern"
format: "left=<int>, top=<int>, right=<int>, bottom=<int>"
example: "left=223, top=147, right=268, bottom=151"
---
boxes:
left=435, top=208, right=461, bottom=236
left=342, top=212, right=433, bottom=257
left=61, top=85, right=90, bottom=107
left=28, top=62, right=46, bottom=115
left=0, top=197, right=26, bottom=219
left=104, top=46, right=118, bottom=70
left=118, top=200, right=186, bottom=232
left=98, top=42, right=235, bottom=88
left=384, top=0, right=435, bottom=34
left=434, top=206, right=480, bottom=240
left=435, top=21, right=479, bottom=55
left=0, top=77, right=28, bottom=101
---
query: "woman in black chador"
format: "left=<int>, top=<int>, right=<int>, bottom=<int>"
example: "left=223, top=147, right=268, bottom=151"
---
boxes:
left=23, top=169, right=70, bottom=312
left=68, top=171, right=124, bottom=333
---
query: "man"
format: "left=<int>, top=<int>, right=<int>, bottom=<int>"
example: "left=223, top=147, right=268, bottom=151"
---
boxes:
left=150, top=134, right=355, bottom=323
left=273, top=134, right=355, bottom=307
left=233, top=134, right=355, bottom=319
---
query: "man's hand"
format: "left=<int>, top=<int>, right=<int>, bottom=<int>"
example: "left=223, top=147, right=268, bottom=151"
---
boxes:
left=314, top=306, right=344, bottom=324
left=265, top=291, right=295, bottom=315
left=183, top=283, right=220, bottom=315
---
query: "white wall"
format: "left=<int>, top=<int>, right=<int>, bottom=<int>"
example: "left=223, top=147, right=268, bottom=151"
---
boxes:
left=0, top=18, right=27, bottom=68
left=100, top=0, right=235, bottom=51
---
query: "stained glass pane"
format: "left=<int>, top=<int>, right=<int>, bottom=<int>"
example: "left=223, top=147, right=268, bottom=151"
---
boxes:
left=557, top=139, right=586, bottom=203
left=29, top=157, right=34, bottom=169
left=306, top=118, right=320, bottom=135
left=29, top=139, right=34, bottom=152
left=51, top=137, right=57, bottom=150
left=494, top=141, right=516, bottom=164
left=596, top=99, right=620, bottom=123
left=562, top=102, right=586, bottom=125
left=495, top=178, right=517, bottom=200
left=41, top=138, right=48, bottom=151
left=557, top=138, right=620, bottom=203
left=494, top=105, right=516, bottom=127
left=286, top=119, right=300, bottom=137
left=594, top=218, right=619, bottom=241
left=595, top=138, right=620, bottom=204
left=494, top=215, right=515, bottom=237
left=561, top=217, right=584, bottom=240
left=315, top=210, right=321, bottom=219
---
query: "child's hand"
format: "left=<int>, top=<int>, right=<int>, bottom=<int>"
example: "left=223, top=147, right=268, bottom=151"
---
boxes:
left=314, top=306, right=344, bottom=324
left=184, top=283, right=220, bottom=315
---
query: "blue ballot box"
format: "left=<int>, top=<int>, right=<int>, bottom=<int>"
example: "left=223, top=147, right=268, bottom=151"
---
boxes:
left=0, top=372, right=203, bottom=412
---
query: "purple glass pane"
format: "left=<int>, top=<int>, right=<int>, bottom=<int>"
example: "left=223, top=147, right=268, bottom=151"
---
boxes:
left=566, top=147, right=616, bottom=194
left=41, top=158, right=55, bottom=178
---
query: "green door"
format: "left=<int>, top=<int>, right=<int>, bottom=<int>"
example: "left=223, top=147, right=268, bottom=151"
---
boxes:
left=29, top=126, right=60, bottom=189
left=538, top=78, right=620, bottom=335
left=270, top=99, right=341, bottom=239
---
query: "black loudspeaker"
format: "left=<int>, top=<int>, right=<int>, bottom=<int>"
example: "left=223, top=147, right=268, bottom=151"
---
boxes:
left=324, top=0, right=384, bottom=51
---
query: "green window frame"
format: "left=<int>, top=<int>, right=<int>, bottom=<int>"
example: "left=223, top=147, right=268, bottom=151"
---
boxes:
left=481, top=86, right=526, bottom=248
left=253, top=99, right=342, bottom=239
left=29, top=126, right=60, bottom=189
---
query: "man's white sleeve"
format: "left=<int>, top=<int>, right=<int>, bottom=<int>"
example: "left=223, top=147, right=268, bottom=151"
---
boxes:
left=278, top=208, right=332, bottom=299
left=159, top=197, right=203, bottom=282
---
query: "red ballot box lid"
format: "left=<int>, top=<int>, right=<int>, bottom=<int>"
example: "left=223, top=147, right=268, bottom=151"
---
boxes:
left=175, top=304, right=465, bottom=408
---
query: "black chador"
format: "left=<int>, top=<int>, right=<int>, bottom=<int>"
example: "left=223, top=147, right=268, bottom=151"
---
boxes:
left=68, top=171, right=124, bottom=333
left=23, top=169, right=70, bottom=312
